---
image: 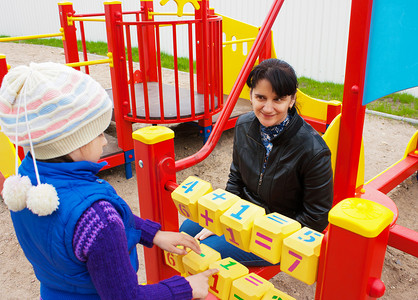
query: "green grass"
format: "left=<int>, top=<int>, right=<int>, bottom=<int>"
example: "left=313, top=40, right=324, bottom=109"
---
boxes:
left=299, top=76, right=418, bottom=119
left=2, top=36, right=417, bottom=119
left=0, top=36, right=195, bottom=72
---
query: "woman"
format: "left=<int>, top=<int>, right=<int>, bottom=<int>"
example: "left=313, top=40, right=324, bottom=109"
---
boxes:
left=180, top=58, right=333, bottom=266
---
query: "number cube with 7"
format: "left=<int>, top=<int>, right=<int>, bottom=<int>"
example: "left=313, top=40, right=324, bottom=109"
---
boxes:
left=281, top=227, right=324, bottom=285
left=171, top=176, right=212, bottom=222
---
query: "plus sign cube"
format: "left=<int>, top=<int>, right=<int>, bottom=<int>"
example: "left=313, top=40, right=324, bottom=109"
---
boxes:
left=261, top=288, right=296, bottom=300
left=208, top=257, right=249, bottom=299
left=220, top=199, right=265, bottom=252
left=182, top=243, right=221, bottom=275
left=172, top=176, right=213, bottom=222
left=249, top=213, right=301, bottom=264
left=198, top=189, right=240, bottom=236
left=230, top=273, right=274, bottom=300
left=281, top=227, right=324, bottom=285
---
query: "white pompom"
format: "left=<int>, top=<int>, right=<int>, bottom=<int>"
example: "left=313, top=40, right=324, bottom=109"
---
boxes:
left=2, top=175, right=32, bottom=212
left=26, top=183, right=59, bottom=216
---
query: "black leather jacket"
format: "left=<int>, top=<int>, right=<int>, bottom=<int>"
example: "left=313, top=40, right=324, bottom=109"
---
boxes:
left=226, top=108, right=333, bottom=232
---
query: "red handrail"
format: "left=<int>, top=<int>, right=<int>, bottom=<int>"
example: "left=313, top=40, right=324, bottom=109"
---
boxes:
left=175, top=0, right=285, bottom=172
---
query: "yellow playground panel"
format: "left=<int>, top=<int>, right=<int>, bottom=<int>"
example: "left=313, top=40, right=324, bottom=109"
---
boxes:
left=221, top=14, right=276, bottom=101
left=0, top=128, right=20, bottom=183
left=322, top=114, right=365, bottom=188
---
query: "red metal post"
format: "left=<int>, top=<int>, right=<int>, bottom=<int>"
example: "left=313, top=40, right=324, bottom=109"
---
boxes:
left=140, top=0, right=158, bottom=82
left=388, top=224, right=418, bottom=258
left=0, top=54, right=8, bottom=85
left=133, top=126, right=179, bottom=283
left=315, top=198, right=393, bottom=299
left=104, top=2, right=134, bottom=151
left=333, top=0, right=374, bottom=205
left=259, top=31, right=272, bottom=62
left=58, top=3, right=80, bottom=69
left=195, top=0, right=209, bottom=95
left=326, top=102, right=342, bottom=126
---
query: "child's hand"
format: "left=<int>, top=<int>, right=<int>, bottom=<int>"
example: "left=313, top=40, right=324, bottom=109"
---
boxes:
left=185, top=269, right=219, bottom=299
left=194, top=228, right=215, bottom=241
left=153, top=231, right=201, bottom=255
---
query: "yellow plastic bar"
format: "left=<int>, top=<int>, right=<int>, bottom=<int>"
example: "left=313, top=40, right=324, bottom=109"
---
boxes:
left=66, top=53, right=114, bottom=68
left=68, top=17, right=106, bottom=23
left=0, top=32, right=64, bottom=43
left=148, top=12, right=195, bottom=16
left=365, top=130, right=418, bottom=185
left=223, top=37, right=256, bottom=45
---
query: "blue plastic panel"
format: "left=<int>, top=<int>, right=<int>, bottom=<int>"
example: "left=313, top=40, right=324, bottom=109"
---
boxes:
left=363, top=0, right=418, bottom=105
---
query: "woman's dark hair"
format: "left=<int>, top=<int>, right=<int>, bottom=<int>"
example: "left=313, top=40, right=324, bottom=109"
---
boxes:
left=246, top=59, right=298, bottom=98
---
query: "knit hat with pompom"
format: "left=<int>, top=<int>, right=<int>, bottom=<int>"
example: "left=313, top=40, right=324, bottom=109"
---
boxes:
left=0, top=62, right=112, bottom=216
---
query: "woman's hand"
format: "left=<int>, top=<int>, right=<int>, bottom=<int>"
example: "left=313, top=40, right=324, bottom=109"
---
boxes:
left=194, top=228, right=215, bottom=241
left=153, top=231, right=201, bottom=255
left=185, top=269, right=219, bottom=299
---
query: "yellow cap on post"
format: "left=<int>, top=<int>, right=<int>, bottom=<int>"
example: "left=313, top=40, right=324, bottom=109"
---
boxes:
left=329, top=198, right=394, bottom=238
left=104, top=1, right=122, bottom=5
left=132, top=126, right=174, bottom=145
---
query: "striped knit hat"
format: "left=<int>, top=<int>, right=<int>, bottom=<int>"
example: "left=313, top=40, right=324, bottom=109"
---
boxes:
left=0, top=62, right=112, bottom=216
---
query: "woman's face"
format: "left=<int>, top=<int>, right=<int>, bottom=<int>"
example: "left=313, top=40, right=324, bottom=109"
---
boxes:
left=69, top=133, right=108, bottom=163
left=251, top=79, right=295, bottom=127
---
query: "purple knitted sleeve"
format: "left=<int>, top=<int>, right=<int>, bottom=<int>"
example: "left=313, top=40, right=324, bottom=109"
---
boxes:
left=133, top=215, right=161, bottom=248
left=72, top=201, right=193, bottom=300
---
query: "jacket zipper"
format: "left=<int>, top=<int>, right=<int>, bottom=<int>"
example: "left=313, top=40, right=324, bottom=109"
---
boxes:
left=257, top=155, right=268, bottom=194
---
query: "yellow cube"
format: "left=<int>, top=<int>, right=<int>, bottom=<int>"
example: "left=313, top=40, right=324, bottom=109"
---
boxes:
left=198, top=189, right=240, bottom=236
left=163, top=245, right=191, bottom=274
left=172, top=176, right=213, bottom=222
left=220, top=199, right=265, bottom=252
left=261, top=288, right=296, bottom=300
left=249, top=213, right=301, bottom=264
left=229, top=273, right=274, bottom=300
left=208, top=257, right=249, bottom=299
left=182, top=244, right=221, bottom=275
left=281, top=227, right=324, bottom=285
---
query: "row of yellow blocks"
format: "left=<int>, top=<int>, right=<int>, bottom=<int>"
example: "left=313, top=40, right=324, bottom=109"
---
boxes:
left=165, top=244, right=296, bottom=300
left=170, top=176, right=324, bottom=286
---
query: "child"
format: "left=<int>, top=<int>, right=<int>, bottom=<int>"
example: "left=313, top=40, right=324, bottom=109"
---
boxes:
left=0, top=62, right=217, bottom=300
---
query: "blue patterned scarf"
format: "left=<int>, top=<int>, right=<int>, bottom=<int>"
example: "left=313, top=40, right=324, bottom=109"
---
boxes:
left=260, top=114, right=291, bottom=173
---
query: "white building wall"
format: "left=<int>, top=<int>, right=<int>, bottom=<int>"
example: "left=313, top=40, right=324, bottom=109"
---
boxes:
left=0, top=0, right=417, bottom=96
